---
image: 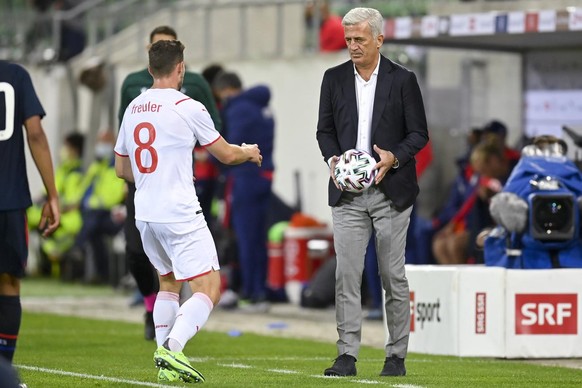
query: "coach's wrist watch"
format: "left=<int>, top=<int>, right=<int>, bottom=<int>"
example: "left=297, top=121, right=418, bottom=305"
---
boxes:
left=392, top=156, right=399, bottom=169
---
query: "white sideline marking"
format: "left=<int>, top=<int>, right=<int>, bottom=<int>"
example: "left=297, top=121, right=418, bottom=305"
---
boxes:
left=192, top=356, right=331, bottom=362
left=219, top=362, right=427, bottom=386
left=17, top=365, right=167, bottom=387
left=220, top=364, right=386, bottom=385
left=266, top=368, right=300, bottom=374
left=393, top=384, right=424, bottom=388
left=393, top=385, right=426, bottom=388
left=314, top=375, right=395, bottom=385
left=217, top=362, right=253, bottom=369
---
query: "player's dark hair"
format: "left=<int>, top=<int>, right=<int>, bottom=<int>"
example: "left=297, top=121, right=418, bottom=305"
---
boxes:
left=149, top=26, right=178, bottom=43
left=148, top=40, right=185, bottom=77
left=212, top=71, right=243, bottom=91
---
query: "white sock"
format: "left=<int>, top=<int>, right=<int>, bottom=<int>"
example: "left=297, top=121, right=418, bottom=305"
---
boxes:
left=166, top=292, right=214, bottom=352
left=153, top=291, right=180, bottom=347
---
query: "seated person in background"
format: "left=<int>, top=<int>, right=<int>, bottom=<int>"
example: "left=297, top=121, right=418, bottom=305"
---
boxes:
left=429, top=128, right=483, bottom=265
left=469, top=135, right=520, bottom=263
left=28, top=132, right=85, bottom=276
left=431, top=120, right=520, bottom=265
left=70, top=130, right=126, bottom=284
left=431, top=209, right=472, bottom=265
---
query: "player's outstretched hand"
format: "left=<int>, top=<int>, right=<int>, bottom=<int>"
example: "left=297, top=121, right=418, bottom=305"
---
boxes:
left=242, top=143, right=262, bottom=167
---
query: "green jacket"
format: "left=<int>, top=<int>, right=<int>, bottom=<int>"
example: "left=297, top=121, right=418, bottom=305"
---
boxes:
left=81, top=158, right=126, bottom=210
left=57, top=159, right=85, bottom=207
left=118, top=68, right=221, bottom=132
left=27, top=158, right=85, bottom=258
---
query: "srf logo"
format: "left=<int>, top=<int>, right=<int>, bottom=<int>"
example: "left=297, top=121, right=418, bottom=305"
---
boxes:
left=515, top=294, right=577, bottom=335
left=410, top=291, right=415, bottom=332
left=475, top=293, right=486, bottom=334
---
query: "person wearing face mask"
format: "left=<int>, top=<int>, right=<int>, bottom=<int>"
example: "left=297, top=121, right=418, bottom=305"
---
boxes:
left=28, top=132, right=85, bottom=277
left=69, top=129, right=126, bottom=284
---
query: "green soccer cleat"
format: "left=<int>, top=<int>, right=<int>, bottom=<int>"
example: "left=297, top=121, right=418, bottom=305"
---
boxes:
left=158, top=367, right=180, bottom=383
left=154, top=346, right=205, bottom=383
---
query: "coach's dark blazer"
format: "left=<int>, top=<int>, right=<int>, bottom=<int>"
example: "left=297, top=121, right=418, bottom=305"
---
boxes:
left=316, top=54, right=429, bottom=211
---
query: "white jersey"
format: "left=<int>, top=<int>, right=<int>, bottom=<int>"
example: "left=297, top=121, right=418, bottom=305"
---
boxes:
left=115, top=88, right=220, bottom=223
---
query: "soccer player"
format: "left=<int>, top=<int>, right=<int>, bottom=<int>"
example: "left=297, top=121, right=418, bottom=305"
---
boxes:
left=118, top=25, right=221, bottom=341
left=114, top=40, right=261, bottom=383
left=0, top=61, right=60, bottom=374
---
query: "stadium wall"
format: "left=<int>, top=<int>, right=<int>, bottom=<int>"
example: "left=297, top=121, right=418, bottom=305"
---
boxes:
left=396, top=265, right=582, bottom=358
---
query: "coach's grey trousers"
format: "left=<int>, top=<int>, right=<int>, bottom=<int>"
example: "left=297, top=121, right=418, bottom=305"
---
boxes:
left=331, top=186, right=412, bottom=359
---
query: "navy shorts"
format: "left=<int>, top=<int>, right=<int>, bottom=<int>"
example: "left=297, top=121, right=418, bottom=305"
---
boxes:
left=0, top=209, right=29, bottom=278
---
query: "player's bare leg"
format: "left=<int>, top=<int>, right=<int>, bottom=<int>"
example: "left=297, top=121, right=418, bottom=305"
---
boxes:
left=153, top=270, right=221, bottom=383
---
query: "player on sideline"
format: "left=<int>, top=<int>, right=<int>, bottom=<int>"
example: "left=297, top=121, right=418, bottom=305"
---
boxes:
left=118, top=25, right=222, bottom=341
left=0, top=60, right=60, bottom=385
left=114, top=40, right=262, bottom=383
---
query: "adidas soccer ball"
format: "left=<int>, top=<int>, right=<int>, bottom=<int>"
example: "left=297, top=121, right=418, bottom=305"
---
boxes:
left=334, top=149, right=377, bottom=192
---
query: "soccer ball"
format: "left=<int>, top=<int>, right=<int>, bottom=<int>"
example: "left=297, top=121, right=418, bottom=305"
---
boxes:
left=333, top=149, right=377, bottom=192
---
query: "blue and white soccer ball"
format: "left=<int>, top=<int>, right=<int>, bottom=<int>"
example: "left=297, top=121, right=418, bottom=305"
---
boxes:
left=334, top=149, right=377, bottom=192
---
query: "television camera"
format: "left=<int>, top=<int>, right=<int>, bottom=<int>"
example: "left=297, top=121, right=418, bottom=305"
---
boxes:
left=484, top=131, right=582, bottom=269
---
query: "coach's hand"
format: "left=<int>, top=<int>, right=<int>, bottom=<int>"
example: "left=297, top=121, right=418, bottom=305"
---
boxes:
left=329, top=155, right=343, bottom=190
left=372, top=144, right=397, bottom=185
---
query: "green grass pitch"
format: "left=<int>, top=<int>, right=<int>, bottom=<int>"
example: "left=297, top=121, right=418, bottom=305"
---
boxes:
left=12, top=311, right=582, bottom=387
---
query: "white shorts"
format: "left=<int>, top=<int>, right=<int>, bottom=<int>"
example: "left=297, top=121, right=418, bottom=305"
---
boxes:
left=136, top=217, right=220, bottom=281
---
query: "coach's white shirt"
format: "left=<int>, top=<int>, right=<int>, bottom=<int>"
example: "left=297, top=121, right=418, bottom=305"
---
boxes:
left=115, top=88, right=220, bottom=223
left=354, top=55, right=379, bottom=156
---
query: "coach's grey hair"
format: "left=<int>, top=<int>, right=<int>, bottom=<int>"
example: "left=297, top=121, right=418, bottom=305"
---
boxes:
left=342, top=7, right=383, bottom=38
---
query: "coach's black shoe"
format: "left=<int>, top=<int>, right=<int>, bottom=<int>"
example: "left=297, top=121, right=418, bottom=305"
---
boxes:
left=144, top=312, right=155, bottom=341
left=380, top=355, right=406, bottom=376
left=324, top=354, right=357, bottom=376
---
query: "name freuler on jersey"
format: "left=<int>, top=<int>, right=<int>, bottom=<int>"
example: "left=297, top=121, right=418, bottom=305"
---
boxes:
left=131, top=101, right=161, bottom=114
